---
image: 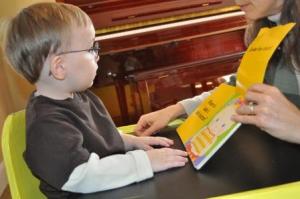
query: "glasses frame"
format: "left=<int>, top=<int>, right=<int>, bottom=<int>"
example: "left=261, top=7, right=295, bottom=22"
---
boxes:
left=56, top=41, right=101, bottom=59
left=49, top=41, right=100, bottom=76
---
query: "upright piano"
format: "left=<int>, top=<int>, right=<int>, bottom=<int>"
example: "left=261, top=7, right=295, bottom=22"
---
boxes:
left=57, top=0, right=247, bottom=126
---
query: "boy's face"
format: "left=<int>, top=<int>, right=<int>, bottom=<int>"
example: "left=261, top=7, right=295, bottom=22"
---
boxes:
left=62, top=24, right=99, bottom=92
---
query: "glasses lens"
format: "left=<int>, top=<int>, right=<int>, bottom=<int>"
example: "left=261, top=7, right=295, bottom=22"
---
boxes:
left=91, top=41, right=100, bottom=57
left=93, top=41, right=100, bottom=49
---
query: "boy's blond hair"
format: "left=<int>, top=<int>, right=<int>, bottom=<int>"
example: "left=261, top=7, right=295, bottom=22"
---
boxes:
left=4, top=2, right=92, bottom=84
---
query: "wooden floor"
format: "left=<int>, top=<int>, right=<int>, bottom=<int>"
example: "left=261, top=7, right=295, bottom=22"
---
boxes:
left=0, top=187, right=11, bottom=199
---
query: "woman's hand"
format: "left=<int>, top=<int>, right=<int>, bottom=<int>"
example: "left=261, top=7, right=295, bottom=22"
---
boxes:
left=135, top=104, right=185, bottom=136
left=232, top=83, right=300, bottom=143
left=121, top=133, right=174, bottom=151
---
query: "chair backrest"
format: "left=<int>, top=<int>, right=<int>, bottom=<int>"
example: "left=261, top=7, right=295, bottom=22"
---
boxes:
left=2, top=110, right=46, bottom=199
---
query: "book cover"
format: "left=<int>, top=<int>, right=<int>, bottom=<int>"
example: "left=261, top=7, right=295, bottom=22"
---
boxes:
left=177, top=83, right=242, bottom=169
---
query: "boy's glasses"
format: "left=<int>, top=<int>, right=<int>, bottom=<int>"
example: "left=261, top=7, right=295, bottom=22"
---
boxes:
left=57, top=41, right=100, bottom=59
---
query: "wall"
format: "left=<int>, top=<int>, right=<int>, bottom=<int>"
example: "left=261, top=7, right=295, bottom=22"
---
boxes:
left=0, top=0, right=54, bottom=196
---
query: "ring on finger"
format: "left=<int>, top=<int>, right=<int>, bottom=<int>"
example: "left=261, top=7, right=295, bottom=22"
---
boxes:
left=248, top=102, right=255, bottom=115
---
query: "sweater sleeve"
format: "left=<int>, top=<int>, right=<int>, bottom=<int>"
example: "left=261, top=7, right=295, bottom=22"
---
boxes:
left=178, top=91, right=211, bottom=115
left=62, top=150, right=153, bottom=193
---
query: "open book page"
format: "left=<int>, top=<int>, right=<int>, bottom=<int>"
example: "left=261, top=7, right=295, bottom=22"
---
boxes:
left=176, top=23, right=295, bottom=170
left=178, top=84, right=242, bottom=169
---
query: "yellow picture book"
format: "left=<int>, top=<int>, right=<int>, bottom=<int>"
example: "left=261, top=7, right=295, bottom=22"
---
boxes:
left=177, top=23, right=295, bottom=170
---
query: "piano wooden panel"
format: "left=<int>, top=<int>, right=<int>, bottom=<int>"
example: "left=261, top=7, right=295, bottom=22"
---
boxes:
left=128, top=52, right=243, bottom=118
left=96, top=15, right=246, bottom=124
left=59, top=0, right=237, bottom=30
left=98, top=13, right=246, bottom=54
left=57, top=0, right=246, bottom=125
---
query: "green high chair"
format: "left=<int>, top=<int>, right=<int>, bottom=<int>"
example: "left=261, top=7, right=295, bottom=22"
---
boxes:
left=2, top=110, right=46, bottom=199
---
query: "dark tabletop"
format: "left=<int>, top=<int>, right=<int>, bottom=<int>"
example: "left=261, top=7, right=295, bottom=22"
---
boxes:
left=75, top=125, right=300, bottom=199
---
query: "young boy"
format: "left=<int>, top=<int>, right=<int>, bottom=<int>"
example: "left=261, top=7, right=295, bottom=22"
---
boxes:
left=4, top=3, right=188, bottom=198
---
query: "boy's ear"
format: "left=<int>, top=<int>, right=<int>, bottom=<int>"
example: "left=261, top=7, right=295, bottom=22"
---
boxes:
left=50, top=56, right=66, bottom=80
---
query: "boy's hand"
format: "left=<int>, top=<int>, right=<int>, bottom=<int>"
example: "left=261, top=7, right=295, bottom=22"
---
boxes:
left=146, top=148, right=188, bottom=172
left=133, top=136, right=174, bottom=150
left=121, top=133, right=174, bottom=151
